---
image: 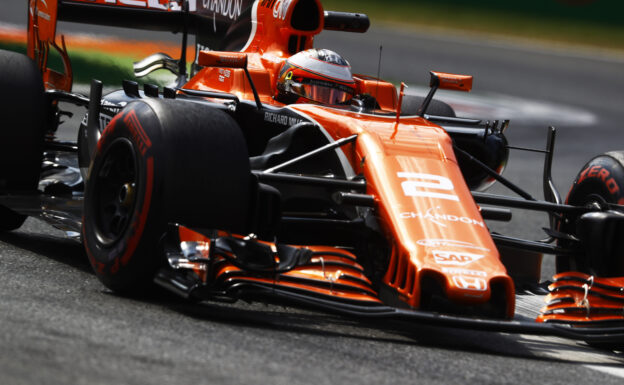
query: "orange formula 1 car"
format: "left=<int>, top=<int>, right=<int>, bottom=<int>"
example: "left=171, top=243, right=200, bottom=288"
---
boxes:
left=2, top=0, right=624, bottom=347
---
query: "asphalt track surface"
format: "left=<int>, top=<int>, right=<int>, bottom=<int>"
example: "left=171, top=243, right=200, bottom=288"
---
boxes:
left=2, top=4, right=624, bottom=384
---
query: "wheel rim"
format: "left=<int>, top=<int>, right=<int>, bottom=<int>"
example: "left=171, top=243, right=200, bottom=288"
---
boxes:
left=92, top=138, right=138, bottom=246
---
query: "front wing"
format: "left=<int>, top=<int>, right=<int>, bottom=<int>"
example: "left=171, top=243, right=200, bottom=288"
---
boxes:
left=155, top=225, right=624, bottom=347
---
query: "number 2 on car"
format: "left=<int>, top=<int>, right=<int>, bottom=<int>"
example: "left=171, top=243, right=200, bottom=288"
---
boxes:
left=398, top=172, right=459, bottom=201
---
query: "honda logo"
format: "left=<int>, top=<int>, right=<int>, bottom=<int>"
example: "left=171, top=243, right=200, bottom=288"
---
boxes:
left=452, top=276, right=488, bottom=291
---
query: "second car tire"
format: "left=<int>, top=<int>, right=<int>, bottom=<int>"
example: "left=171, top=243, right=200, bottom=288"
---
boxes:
left=0, top=49, right=48, bottom=231
left=557, top=151, right=624, bottom=275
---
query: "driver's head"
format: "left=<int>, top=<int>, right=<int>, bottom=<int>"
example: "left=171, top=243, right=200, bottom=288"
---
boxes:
left=276, top=49, right=356, bottom=105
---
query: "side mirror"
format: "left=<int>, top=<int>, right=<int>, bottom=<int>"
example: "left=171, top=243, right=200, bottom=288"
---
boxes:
left=431, top=71, right=473, bottom=92
left=198, top=51, right=248, bottom=69
left=417, top=71, right=473, bottom=116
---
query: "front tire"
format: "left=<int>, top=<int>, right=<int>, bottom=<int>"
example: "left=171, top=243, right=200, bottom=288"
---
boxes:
left=83, top=99, right=251, bottom=293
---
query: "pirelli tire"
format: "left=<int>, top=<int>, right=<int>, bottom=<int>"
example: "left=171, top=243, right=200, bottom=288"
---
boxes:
left=556, top=151, right=624, bottom=275
left=83, top=99, right=252, bottom=293
left=0, top=49, right=47, bottom=231
left=400, top=95, right=456, bottom=117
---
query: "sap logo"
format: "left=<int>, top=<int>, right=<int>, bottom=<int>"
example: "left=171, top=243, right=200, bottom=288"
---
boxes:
left=452, top=276, right=488, bottom=291
left=433, top=250, right=484, bottom=266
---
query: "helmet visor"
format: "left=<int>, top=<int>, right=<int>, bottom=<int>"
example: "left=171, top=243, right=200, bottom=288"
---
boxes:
left=291, top=79, right=354, bottom=105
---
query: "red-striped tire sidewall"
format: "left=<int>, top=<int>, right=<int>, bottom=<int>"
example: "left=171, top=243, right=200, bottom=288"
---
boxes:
left=83, top=102, right=164, bottom=293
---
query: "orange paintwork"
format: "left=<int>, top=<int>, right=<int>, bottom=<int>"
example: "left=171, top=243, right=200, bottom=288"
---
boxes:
left=548, top=281, right=624, bottom=299
left=218, top=265, right=379, bottom=297
left=432, top=71, right=473, bottom=92
left=27, top=0, right=58, bottom=58
left=225, top=275, right=382, bottom=303
left=543, top=293, right=624, bottom=310
left=352, top=75, right=398, bottom=111
left=199, top=51, right=249, bottom=68
left=242, top=0, right=323, bottom=54
left=551, top=271, right=624, bottom=288
left=392, top=82, right=407, bottom=139
left=537, top=272, right=624, bottom=323
left=27, top=0, right=73, bottom=91
left=178, top=225, right=382, bottom=304
left=538, top=315, right=624, bottom=323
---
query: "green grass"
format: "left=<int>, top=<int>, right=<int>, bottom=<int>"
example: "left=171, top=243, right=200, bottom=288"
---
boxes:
left=322, top=0, right=624, bottom=51
left=0, top=42, right=176, bottom=88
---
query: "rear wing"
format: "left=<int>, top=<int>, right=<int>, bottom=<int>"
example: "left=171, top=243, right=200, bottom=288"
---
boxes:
left=28, top=0, right=369, bottom=90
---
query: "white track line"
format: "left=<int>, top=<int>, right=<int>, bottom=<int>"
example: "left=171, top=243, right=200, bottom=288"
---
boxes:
left=585, top=365, right=624, bottom=379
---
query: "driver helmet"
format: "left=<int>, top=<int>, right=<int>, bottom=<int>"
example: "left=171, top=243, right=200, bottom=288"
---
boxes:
left=276, top=49, right=357, bottom=105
